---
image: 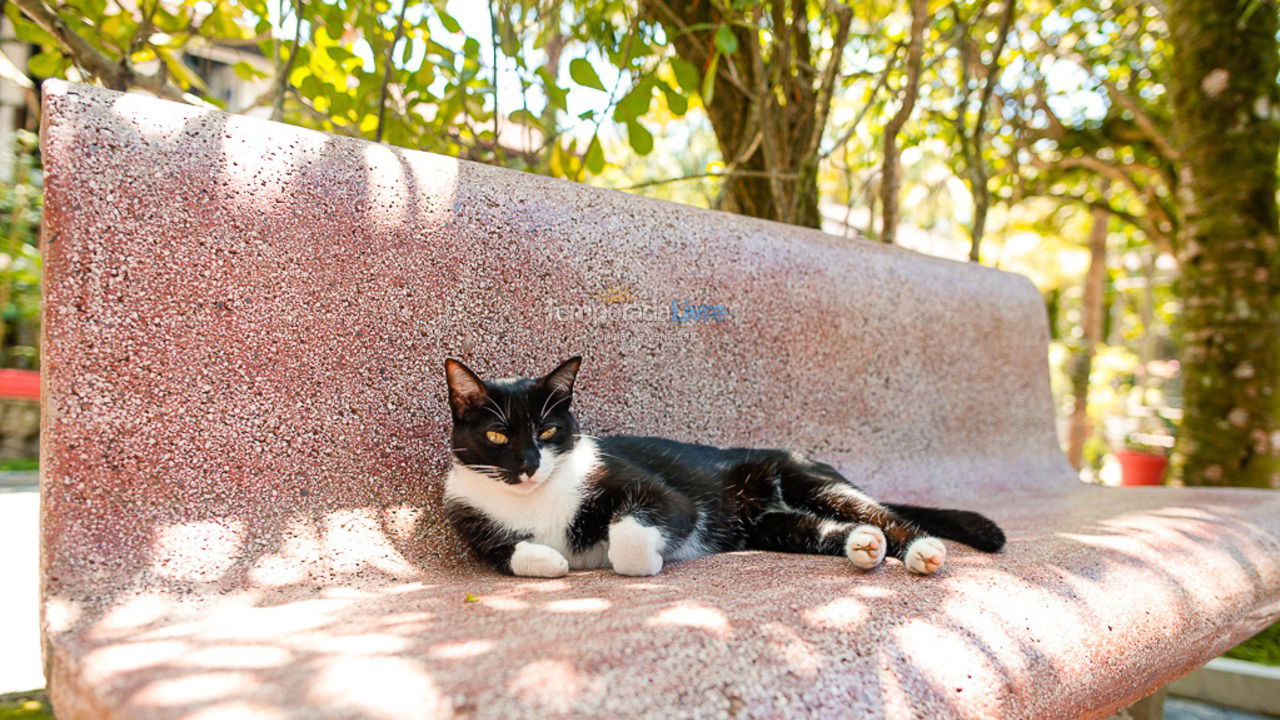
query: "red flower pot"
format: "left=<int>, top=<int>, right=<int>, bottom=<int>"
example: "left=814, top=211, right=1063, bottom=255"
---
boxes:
left=1116, top=450, right=1167, bottom=486
left=0, top=369, right=39, bottom=401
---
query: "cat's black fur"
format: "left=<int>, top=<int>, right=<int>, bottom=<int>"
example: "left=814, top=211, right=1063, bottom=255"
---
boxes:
left=444, top=356, right=1005, bottom=578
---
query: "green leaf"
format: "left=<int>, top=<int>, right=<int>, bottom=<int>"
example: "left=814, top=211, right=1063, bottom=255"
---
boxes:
left=544, top=83, right=568, bottom=111
left=701, top=52, right=719, bottom=105
left=300, top=74, right=323, bottom=100
left=11, top=16, right=56, bottom=46
left=27, top=51, right=63, bottom=79
left=329, top=92, right=353, bottom=116
left=569, top=57, right=606, bottom=91
left=439, top=11, right=462, bottom=33
left=325, top=4, right=345, bottom=39
left=661, top=83, right=688, bottom=116
left=627, top=120, right=653, bottom=156
left=671, top=58, right=699, bottom=93
left=233, top=60, right=266, bottom=81
left=99, top=14, right=136, bottom=46
left=714, top=24, right=739, bottom=55
left=584, top=135, right=605, bottom=174
left=203, top=5, right=241, bottom=39
left=160, top=48, right=207, bottom=91
left=508, top=108, right=543, bottom=129
left=327, top=46, right=355, bottom=62
left=615, top=77, right=654, bottom=121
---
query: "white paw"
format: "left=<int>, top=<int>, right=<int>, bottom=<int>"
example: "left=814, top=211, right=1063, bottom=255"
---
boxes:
left=510, top=541, right=569, bottom=578
left=608, top=517, right=664, bottom=576
left=904, top=537, right=946, bottom=575
left=845, top=524, right=887, bottom=570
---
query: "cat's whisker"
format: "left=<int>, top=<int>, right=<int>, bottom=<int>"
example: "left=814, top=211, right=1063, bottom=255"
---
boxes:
left=483, top=395, right=509, bottom=424
left=538, top=391, right=553, bottom=421
left=539, top=393, right=571, bottom=422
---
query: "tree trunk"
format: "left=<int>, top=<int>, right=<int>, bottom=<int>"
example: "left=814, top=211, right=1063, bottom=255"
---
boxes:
left=879, top=0, right=927, bottom=245
left=1067, top=199, right=1110, bottom=471
left=1167, top=0, right=1280, bottom=488
left=641, top=1, right=850, bottom=228
left=963, top=0, right=1016, bottom=262
left=969, top=188, right=990, bottom=261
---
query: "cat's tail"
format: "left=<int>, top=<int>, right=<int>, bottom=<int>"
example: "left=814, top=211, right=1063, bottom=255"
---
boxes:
left=884, top=504, right=1006, bottom=552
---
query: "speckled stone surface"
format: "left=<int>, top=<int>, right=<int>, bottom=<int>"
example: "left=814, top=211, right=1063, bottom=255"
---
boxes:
left=39, top=81, right=1280, bottom=720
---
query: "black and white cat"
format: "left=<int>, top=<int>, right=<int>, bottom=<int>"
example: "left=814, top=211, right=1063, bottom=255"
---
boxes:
left=444, top=357, right=1005, bottom=578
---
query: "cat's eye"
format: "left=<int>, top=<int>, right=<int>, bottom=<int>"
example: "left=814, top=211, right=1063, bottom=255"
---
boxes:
left=485, top=431, right=509, bottom=445
left=539, top=426, right=558, bottom=440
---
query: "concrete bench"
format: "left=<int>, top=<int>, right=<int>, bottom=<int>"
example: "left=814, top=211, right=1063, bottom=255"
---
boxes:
left=39, top=80, right=1280, bottom=720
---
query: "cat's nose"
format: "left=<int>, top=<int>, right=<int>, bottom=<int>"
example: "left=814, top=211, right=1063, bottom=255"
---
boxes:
left=518, top=450, right=540, bottom=476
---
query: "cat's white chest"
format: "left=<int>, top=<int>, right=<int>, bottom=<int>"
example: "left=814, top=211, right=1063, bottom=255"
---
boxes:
left=445, top=437, right=609, bottom=569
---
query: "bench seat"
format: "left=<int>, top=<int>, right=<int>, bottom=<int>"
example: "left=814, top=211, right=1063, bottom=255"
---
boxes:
left=38, top=81, right=1280, bottom=720
left=44, top=484, right=1280, bottom=720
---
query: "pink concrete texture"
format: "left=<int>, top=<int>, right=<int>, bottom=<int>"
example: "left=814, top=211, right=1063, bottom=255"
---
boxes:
left=39, top=80, right=1280, bottom=720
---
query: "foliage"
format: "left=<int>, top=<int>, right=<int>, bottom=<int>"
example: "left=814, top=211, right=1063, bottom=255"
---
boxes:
left=0, top=129, right=42, bottom=370
left=2, top=0, right=1278, bottom=487
left=6, top=0, right=717, bottom=178
left=0, top=690, right=54, bottom=720
left=0, top=456, right=39, bottom=471
left=1226, top=622, right=1280, bottom=667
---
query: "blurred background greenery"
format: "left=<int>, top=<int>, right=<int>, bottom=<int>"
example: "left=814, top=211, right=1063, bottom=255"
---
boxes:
left=0, top=0, right=1275, bottom=488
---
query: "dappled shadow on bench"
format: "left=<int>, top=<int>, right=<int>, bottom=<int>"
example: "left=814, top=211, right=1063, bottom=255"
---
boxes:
left=38, top=84, right=1280, bottom=719
left=44, top=484, right=1280, bottom=719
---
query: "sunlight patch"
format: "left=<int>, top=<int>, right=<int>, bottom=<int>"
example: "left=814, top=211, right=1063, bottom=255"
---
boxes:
left=153, top=520, right=244, bottom=582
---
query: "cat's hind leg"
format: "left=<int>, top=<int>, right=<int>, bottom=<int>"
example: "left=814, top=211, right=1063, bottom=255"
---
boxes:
left=770, top=456, right=944, bottom=574
left=745, top=510, right=886, bottom=571
left=845, top=524, right=888, bottom=569
left=902, top=537, right=946, bottom=575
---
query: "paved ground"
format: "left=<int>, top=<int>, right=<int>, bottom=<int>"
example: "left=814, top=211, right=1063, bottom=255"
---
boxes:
left=0, top=481, right=42, bottom=694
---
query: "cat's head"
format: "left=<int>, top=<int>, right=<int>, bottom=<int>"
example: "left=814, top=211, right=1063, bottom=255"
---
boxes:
left=444, top=356, right=582, bottom=494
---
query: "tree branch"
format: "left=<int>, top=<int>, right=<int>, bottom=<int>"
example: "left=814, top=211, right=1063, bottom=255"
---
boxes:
left=973, top=0, right=1015, bottom=141
left=1102, top=82, right=1179, bottom=163
left=1032, top=189, right=1173, bottom=253
left=375, top=0, right=408, bottom=142
left=1031, top=26, right=1179, bottom=163
left=820, top=44, right=901, bottom=160
left=0, top=49, right=34, bottom=90
left=12, top=0, right=189, bottom=101
left=802, top=1, right=853, bottom=162
left=1049, top=153, right=1176, bottom=231
left=273, top=0, right=304, bottom=122
left=618, top=167, right=800, bottom=191
left=488, top=0, right=501, bottom=153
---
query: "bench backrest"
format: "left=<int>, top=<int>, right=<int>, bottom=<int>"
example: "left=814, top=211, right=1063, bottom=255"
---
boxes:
left=40, top=81, right=1072, bottom=588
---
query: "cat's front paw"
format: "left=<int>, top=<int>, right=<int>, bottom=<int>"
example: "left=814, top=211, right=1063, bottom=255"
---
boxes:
left=510, top=541, right=570, bottom=578
left=904, top=537, right=946, bottom=575
left=845, top=524, right=887, bottom=570
left=608, top=517, right=664, bottom=576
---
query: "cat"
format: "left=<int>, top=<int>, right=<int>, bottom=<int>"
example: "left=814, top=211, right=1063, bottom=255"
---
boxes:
left=443, top=356, right=1005, bottom=578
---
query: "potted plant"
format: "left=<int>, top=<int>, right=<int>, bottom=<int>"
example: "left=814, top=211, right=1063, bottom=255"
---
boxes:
left=1115, top=419, right=1175, bottom=486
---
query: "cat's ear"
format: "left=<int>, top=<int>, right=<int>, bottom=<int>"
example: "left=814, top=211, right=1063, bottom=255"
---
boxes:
left=445, top=359, right=488, bottom=417
left=540, top=356, right=582, bottom=397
